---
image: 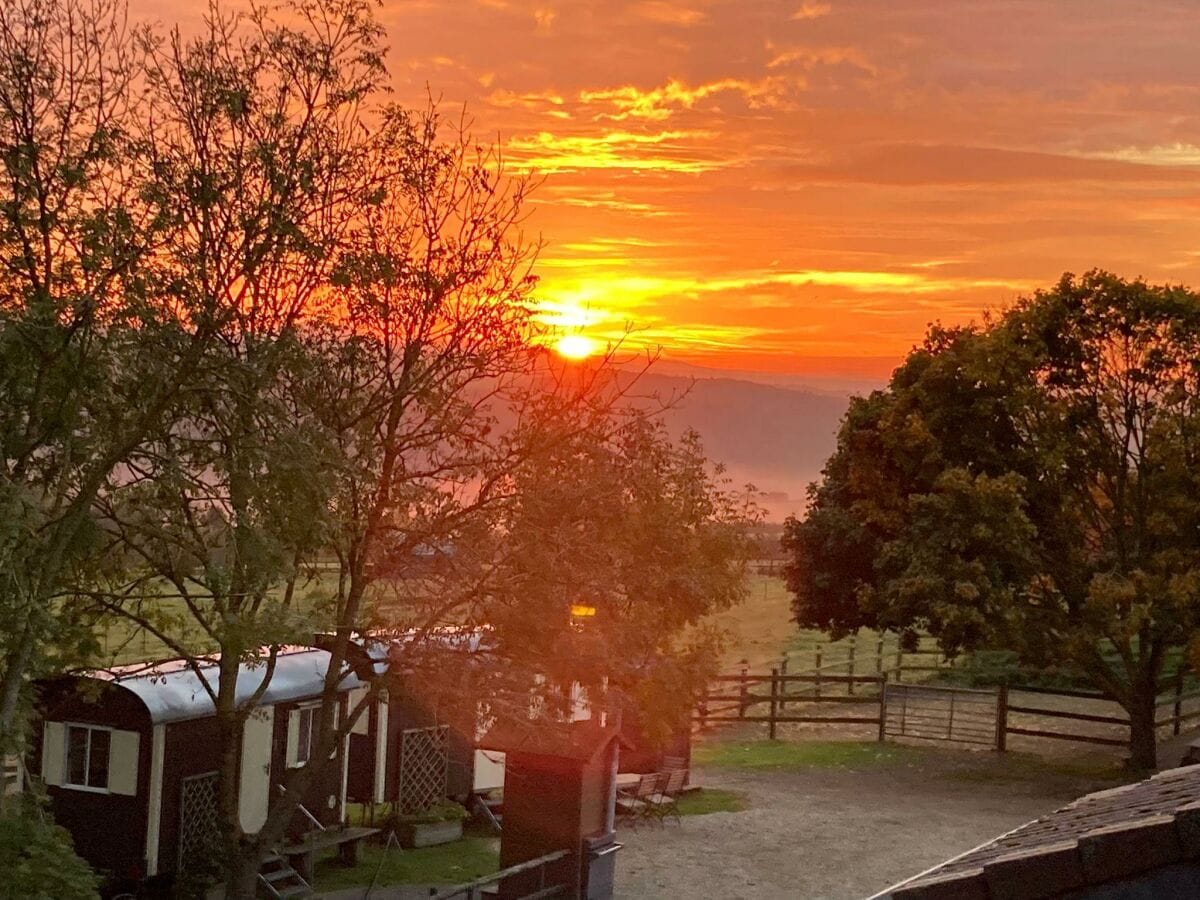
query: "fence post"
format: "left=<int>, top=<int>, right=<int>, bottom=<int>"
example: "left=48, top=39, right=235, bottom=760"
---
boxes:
left=848, top=638, right=857, bottom=696
left=876, top=638, right=884, bottom=677
left=878, top=674, right=888, bottom=742
left=738, top=660, right=749, bottom=718
left=995, top=684, right=1008, bottom=752
left=780, top=656, right=788, bottom=712
left=815, top=647, right=823, bottom=699
left=769, top=668, right=779, bottom=740
left=1175, top=668, right=1185, bottom=737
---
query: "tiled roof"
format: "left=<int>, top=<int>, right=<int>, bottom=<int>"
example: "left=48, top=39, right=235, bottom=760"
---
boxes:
left=878, top=764, right=1200, bottom=899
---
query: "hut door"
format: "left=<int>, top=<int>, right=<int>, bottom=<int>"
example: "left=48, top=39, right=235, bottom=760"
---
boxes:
left=398, top=725, right=448, bottom=813
left=178, top=771, right=220, bottom=876
left=239, top=707, right=273, bottom=832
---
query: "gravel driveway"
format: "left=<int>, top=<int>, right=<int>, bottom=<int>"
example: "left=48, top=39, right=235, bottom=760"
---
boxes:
left=613, top=752, right=1116, bottom=900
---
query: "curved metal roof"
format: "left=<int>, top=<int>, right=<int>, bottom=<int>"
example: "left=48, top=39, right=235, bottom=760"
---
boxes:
left=87, top=646, right=362, bottom=725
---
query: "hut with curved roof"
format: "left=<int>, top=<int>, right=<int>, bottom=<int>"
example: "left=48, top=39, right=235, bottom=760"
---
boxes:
left=32, top=646, right=361, bottom=887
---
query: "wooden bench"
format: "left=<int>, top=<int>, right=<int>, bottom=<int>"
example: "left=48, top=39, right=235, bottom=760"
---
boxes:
left=281, top=825, right=379, bottom=881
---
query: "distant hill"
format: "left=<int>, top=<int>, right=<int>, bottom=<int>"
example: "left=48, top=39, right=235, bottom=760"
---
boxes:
left=619, top=370, right=859, bottom=522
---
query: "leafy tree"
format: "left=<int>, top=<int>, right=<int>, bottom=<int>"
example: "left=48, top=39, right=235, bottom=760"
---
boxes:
left=0, top=797, right=99, bottom=900
left=491, top=414, right=756, bottom=743
left=0, top=0, right=176, bottom=755
left=784, top=271, right=1200, bottom=769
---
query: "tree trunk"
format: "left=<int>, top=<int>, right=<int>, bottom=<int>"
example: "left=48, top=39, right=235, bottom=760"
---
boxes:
left=1128, top=679, right=1159, bottom=771
left=223, top=854, right=261, bottom=900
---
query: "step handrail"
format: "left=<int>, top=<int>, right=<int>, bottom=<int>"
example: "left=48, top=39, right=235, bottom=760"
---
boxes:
left=276, top=783, right=327, bottom=832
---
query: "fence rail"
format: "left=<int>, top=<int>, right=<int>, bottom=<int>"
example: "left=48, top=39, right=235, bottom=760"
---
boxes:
left=697, top=663, right=1200, bottom=757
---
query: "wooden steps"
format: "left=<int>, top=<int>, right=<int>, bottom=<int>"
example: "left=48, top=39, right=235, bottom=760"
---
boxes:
left=257, top=854, right=312, bottom=899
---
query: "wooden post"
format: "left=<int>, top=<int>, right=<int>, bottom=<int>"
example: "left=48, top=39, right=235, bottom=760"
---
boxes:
left=768, top=668, right=779, bottom=740
left=995, top=684, right=1008, bottom=752
left=1175, top=668, right=1185, bottom=737
left=779, top=656, right=788, bottom=712
left=738, top=660, right=749, bottom=718
left=875, top=638, right=884, bottom=677
left=815, top=647, right=823, bottom=699
left=878, top=674, right=888, bottom=742
left=848, top=638, right=857, bottom=696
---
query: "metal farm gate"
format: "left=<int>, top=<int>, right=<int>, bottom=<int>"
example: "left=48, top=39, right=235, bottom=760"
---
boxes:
left=398, top=725, right=449, bottom=813
left=178, top=771, right=221, bottom=874
left=882, top=683, right=1000, bottom=747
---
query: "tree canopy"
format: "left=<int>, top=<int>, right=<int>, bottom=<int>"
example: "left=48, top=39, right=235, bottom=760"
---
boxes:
left=784, top=270, right=1200, bottom=769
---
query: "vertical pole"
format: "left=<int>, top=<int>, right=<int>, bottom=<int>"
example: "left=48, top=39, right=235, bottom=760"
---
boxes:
left=815, top=648, right=823, bottom=700
left=878, top=674, right=888, bottom=742
left=780, top=656, right=788, bottom=712
left=738, top=660, right=749, bottom=718
left=1175, top=668, right=1184, bottom=737
left=769, top=668, right=779, bottom=741
left=947, top=690, right=956, bottom=741
left=848, top=638, right=857, bottom=696
left=876, top=638, right=884, bottom=677
left=995, top=684, right=1008, bottom=752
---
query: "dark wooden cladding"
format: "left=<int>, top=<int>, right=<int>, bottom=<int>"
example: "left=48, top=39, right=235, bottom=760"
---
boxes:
left=33, top=679, right=154, bottom=881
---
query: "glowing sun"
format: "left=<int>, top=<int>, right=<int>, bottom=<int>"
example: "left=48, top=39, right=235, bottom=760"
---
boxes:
left=554, top=334, right=599, bottom=360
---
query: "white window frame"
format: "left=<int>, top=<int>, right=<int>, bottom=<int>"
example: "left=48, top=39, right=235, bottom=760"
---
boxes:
left=292, top=703, right=319, bottom=768
left=62, top=723, right=113, bottom=794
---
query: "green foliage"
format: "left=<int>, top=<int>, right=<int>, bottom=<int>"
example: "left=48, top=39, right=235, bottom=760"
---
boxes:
left=392, top=801, right=469, bottom=825
left=784, top=270, right=1200, bottom=767
left=0, top=802, right=99, bottom=900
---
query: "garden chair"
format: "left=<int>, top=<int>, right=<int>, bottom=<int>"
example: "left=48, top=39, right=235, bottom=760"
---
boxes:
left=661, top=755, right=687, bottom=772
left=616, top=773, right=659, bottom=829
left=647, top=769, right=688, bottom=826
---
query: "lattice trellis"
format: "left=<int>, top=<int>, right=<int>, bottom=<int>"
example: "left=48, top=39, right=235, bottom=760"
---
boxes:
left=398, top=726, right=449, bottom=813
left=178, top=771, right=221, bottom=873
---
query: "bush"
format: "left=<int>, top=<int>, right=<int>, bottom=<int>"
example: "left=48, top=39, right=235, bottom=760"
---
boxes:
left=0, top=800, right=99, bottom=900
left=392, top=800, right=468, bottom=826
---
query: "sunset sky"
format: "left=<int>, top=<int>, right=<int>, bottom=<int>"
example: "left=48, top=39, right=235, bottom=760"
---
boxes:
left=151, top=0, right=1200, bottom=377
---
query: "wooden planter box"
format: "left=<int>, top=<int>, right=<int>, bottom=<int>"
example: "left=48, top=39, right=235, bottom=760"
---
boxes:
left=400, top=819, right=463, bottom=848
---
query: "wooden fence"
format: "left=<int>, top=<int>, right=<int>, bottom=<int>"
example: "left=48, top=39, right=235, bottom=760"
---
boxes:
left=697, top=670, right=886, bottom=739
left=697, top=666, right=1200, bottom=755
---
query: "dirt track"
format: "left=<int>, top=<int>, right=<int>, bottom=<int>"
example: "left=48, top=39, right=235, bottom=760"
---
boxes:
left=613, top=750, right=1125, bottom=900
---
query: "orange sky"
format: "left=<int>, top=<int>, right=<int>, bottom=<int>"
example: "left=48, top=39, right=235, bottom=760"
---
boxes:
left=143, top=0, right=1200, bottom=377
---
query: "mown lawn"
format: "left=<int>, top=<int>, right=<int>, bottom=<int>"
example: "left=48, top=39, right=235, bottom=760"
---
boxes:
left=313, top=835, right=499, bottom=892
left=693, top=739, right=921, bottom=771
left=675, top=787, right=748, bottom=816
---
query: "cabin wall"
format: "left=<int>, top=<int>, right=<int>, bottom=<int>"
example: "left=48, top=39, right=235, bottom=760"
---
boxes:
left=155, top=715, right=225, bottom=876
left=345, top=698, right=379, bottom=803
left=381, top=681, right=475, bottom=804
left=33, top=682, right=153, bottom=881
left=271, top=694, right=349, bottom=838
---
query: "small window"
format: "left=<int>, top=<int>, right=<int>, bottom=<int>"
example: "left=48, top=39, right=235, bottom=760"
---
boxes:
left=295, top=706, right=316, bottom=766
left=65, top=725, right=110, bottom=790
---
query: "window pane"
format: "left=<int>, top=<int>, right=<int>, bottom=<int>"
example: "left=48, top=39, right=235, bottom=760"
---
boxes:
left=297, top=709, right=312, bottom=764
left=88, top=729, right=110, bottom=789
left=67, top=727, right=88, bottom=786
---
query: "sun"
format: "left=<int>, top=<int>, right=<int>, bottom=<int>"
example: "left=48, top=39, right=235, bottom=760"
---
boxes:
left=553, top=334, right=599, bottom=360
